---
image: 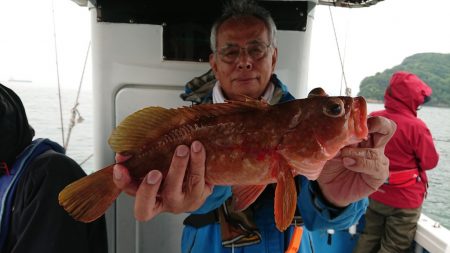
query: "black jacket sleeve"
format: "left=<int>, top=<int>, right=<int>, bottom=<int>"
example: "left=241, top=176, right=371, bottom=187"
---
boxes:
left=5, top=150, right=108, bottom=253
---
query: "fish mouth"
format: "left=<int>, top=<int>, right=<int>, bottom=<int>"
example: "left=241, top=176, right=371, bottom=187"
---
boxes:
left=351, top=97, right=368, bottom=141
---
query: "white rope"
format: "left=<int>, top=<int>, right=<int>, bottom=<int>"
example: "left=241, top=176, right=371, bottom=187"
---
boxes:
left=51, top=0, right=65, bottom=147
left=49, top=2, right=93, bottom=165
left=64, top=41, right=91, bottom=150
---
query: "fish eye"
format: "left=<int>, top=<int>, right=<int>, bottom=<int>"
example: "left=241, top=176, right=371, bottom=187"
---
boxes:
left=323, top=99, right=345, bottom=118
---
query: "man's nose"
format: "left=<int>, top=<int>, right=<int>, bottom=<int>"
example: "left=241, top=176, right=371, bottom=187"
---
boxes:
left=237, top=49, right=252, bottom=70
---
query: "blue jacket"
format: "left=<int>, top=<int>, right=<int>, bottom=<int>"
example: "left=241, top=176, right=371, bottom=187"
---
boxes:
left=180, top=75, right=368, bottom=253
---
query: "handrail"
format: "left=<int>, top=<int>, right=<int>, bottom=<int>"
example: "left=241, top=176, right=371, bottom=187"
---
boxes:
left=415, top=213, right=450, bottom=253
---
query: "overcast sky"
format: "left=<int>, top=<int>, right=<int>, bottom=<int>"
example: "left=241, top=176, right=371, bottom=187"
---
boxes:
left=1, top=0, right=449, bottom=96
left=0, top=0, right=91, bottom=89
left=309, top=0, right=450, bottom=95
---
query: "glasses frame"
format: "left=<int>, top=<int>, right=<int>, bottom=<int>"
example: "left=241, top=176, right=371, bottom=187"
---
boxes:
left=215, top=41, right=272, bottom=64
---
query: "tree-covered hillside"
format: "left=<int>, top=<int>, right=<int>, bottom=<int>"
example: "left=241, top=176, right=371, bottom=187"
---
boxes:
left=358, top=53, right=450, bottom=107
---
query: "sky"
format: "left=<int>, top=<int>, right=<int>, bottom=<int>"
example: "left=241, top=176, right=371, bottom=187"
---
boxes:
left=309, top=0, right=450, bottom=95
left=0, top=0, right=91, bottom=90
left=1, top=0, right=450, bottom=95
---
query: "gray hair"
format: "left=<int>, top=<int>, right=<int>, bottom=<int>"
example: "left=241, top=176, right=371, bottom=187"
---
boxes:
left=210, top=0, right=278, bottom=52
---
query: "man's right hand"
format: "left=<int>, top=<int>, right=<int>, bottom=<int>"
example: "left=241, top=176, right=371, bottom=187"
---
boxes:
left=112, top=140, right=213, bottom=221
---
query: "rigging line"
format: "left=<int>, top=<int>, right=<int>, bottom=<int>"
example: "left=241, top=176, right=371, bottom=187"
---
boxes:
left=339, top=8, right=351, bottom=96
left=51, top=0, right=65, bottom=147
left=79, top=154, right=93, bottom=166
left=64, top=41, right=91, bottom=150
left=328, top=6, right=349, bottom=95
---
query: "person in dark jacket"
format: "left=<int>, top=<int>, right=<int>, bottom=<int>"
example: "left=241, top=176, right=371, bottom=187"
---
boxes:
left=0, top=83, right=108, bottom=253
left=353, top=71, right=439, bottom=253
left=112, top=1, right=396, bottom=252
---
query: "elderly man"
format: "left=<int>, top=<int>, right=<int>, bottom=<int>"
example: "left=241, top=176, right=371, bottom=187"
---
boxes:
left=113, top=1, right=395, bottom=252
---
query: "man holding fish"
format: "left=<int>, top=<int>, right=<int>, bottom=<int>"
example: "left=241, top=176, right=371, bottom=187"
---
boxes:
left=111, top=1, right=395, bottom=252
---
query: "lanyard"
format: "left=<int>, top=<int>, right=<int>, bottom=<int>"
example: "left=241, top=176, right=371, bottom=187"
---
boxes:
left=285, top=226, right=303, bottom=253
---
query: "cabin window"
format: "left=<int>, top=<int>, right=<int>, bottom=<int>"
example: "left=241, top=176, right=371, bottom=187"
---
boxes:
left=93, top=0, right=308, bottom=62
left=162, top=22, right=212, bottom=62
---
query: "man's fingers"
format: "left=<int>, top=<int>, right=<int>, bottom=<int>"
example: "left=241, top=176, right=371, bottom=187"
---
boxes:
left=367, top=116, right=397, bottom=147
left=187, top=141, right=206, bottom=192
left=135, top=170, right=163, bottom=221
left=163, top=145, right=190, bottom=200
left=340, top=148, right=389, bottom=179
left=115, top=153, right=132, bottom=163
left=367, top=116, right=394, bottom=135
left=113, top=164, right=139, bottom=196
left=185, top=141, right=212, bottom=207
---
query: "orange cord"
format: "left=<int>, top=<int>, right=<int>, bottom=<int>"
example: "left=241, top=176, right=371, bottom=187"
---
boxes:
left=285, top=226, right=303, bottom=253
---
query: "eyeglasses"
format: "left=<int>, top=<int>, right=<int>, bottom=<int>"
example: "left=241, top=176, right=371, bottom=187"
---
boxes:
left=216, top=41, right=272, bottom=64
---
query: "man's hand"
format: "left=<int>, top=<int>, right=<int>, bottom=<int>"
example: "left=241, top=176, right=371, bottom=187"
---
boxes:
left=317, top=116, right=396, bottom=207
left=112, top=140, right=213, bottom=221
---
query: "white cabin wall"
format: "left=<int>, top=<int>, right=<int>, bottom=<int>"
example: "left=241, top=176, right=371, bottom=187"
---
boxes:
left=89, top=10, right=210, bottom=252
left=89, top=2, right=317, bottom=252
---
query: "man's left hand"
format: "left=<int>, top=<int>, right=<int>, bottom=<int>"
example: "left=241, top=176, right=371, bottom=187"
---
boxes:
left=317, top=116, right=396, bottom=207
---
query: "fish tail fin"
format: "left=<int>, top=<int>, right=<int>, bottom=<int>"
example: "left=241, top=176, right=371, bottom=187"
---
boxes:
left=58, top=164, right=121, bottom=222
left=274, top=159, right=297, bottom=232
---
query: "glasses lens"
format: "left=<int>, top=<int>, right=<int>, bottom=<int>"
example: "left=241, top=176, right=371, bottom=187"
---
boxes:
left=218, top=42, right=269, bottom=63
left=219, top=46, right=240, bottom=63
left=247, top=43, right=267, bottom=60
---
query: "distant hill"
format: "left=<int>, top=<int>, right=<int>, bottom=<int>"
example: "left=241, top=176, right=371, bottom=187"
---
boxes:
left=357, top=53, right=450, bottom=107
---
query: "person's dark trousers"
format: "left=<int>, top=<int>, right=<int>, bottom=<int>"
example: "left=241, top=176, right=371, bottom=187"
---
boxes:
left=353, top=199, right=422, bottom=253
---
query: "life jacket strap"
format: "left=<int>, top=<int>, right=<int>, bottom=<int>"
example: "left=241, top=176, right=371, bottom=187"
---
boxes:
left=285, top=226, right=303, bottom=253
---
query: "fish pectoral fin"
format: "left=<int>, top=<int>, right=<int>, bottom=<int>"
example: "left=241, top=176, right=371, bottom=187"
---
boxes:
left=274, top=161, right=297, bottom=232
left=231, top=185, right=267, bottom=212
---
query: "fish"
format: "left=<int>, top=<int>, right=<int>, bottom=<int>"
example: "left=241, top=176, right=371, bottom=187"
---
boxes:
left=58, top=88, right=368, bottom=232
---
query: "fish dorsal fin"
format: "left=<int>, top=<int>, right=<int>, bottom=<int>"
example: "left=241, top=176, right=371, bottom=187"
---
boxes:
left=225, top=96, right=270, bottom=109
left=232, top=185, right=267, bottom=212
left=109, top=106, right=177, bottom=153
left=109, top=102, right=266, bottom=153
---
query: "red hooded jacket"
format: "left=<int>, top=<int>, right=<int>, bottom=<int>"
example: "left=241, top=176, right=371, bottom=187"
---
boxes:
left=369, top=71, right=439, bottom=208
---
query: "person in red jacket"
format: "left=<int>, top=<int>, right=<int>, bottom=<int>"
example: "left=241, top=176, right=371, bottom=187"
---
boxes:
left=354, top=71, right=439, bottom=253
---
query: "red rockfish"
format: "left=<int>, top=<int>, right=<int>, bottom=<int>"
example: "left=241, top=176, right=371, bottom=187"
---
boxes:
left=59, top=88, right=368, bottom=231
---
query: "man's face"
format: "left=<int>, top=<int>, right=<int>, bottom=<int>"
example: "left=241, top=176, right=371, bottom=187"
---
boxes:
left=209, top=16, right=277, bottom=101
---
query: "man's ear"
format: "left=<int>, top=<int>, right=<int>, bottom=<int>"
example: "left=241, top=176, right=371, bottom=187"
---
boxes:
left=271, top=47, right=278, bottom=72
left=209, top=53, right=218, bottom=74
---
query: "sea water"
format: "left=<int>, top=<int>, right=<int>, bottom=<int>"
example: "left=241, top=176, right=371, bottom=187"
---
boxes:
left=6, top=83, right=450, bottom=229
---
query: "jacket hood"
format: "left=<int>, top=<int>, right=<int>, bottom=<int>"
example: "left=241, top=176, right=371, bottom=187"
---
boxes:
left=384, top=71, right=432, bottom=116
left=0, top=83, right=35, bottom=168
